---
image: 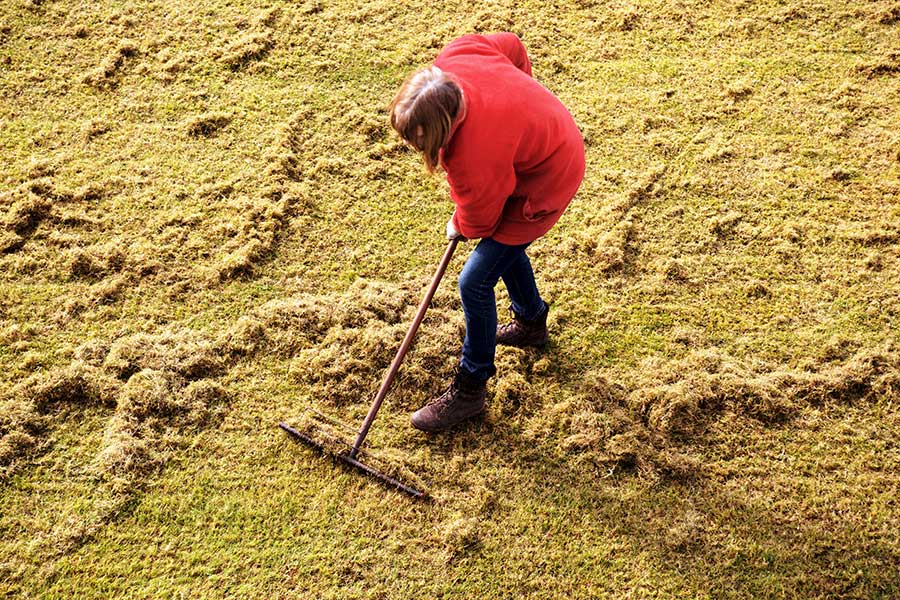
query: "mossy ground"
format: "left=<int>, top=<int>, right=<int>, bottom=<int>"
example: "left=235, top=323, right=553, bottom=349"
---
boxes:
left=2, top=0, right=899, bottom=598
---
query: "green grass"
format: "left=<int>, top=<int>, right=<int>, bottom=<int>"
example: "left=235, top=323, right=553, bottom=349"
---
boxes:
left=2, top=0, right=900, bottom=597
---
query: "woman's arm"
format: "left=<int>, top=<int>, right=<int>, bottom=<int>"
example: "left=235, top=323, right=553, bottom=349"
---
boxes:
left=447, top=159, right=517, bottom=240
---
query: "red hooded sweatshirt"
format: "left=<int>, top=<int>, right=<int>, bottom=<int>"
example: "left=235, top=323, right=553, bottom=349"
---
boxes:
left=435, top=33, right=586, bottom=245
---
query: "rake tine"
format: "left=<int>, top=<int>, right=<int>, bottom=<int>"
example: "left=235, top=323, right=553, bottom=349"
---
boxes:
left=279, top=422, right=426, bottom=500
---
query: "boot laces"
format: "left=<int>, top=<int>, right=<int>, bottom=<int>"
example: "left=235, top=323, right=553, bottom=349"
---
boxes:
left=499, top=307, right=528, bottom=334
left=426, top=371, right=460, bottom=409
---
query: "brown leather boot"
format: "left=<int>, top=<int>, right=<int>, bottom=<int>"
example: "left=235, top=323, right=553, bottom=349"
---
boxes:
left=496, top=302, right=549, bottom=348
left=411, top=369, right=487, bottom=432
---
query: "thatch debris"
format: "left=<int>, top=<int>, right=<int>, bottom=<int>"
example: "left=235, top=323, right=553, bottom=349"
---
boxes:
left=185, top=112, right=232, bottom=137
left=221, top=32, right=273, bottom=69
left=549, top=344, right=900, bottom=480
left=82, top=40, right=139, bottom=87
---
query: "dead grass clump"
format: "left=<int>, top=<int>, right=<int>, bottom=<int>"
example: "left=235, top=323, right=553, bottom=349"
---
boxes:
left=83, top=118, right=111, bottom=140
left=641, top=386, right=701, bottom=437
left=547, top=345, right=898, bottom=481
left=255, top=7, right=281, bottom=28
left=580, top=370, right=628, bottom=407
left=185, top=112, right=232, bottom=137
left=631, top=349, right=797, bottom=424
left=223, top=297, right=332, bottom=356
left=115, top=369, right=186, bottom=422
left=218, top=315, right=267, bottom=356
left=819, top=336, right=858, bottom=362
left=631, top=344, right=900, bottom=430
left=854, top=52, right=900, bottom=78
left=567, top=417, right=698, bottom=482
left=67, top=242, right=126, bottom=280
left=197, top=180, right=234, bottom=200
left=16, top=363, right=118, bottom=411
left=83, top=40, right=139, bottom=87
left=96, top=420, right=158, bottom=478
left=863, top=252, right=884, bottom=271
left=223, top=279, right=418, bottom=357
left=612, top=165, right=666, bottom=216
left=338, top=279, right=416, bottom=326
left=439, top=516, right=482, bottom=561
left=567, top=218, right=633, bottom=270
left=68, top=24, right=89, bottom=39
left=490, top=347, right=534, bottom=416
left=564, top=166, right=663, bottom=266
left=289, top=321, right=407, bottom=406
left=593, top=219, right=633, bottom=271
left=826, top=167, right=854, bottom=182
left=770, top=6, right=807, bottom=24
left=844, top=227, right=899, bottom=247
left=0, top=231, right=23, bottom=253
left=229, top=280, right=459, bottom=408
left=86, top=272, right=131, bottom=306
left=709, top=210, right=743, bottom=236
left=602, top=429, right=654, bottom=471
left=341, top=107, right=388, bottom=142
left=1, top=364, right=119, bottom=476
left=210, top=110, right=318, bottom=283
left=104, top=329, right=224, bottom=381
left=641, top=115, right=674, bottom=132
left=530, top=372, right=630, bottom=459
left=725, top=81, right=753, bottom=100
left=92, top=359, right=230, bottom=485
left=393, top=313, right=464, bottom=394
left=0, top=431, right=37, bottom=467
left=875, top=4, right=900, bottom=24
left=26, top=158, right=54, bottom=179
left=558, top=405, right=632, bottom=455
left=617, top=8, right=641, bottom=31
left=221, top=32, right=273, bottom=69
left=793, top=344, right=900, bottom=405
left=0, top=398, right=43, bottom=469
left=159, top=54, right=188, bottom=81
left=659, top=258, right=690, bottom=282
left=746, top=280, right=770, bottom=299
left=2, top=322, right=232, bottom=548
left=179, top=380, right=229, bottom=426
left=701, top=143, right=735, bottom=162
left=285, top=411, right=354, bottom=457
left=4, top=194, right=51, bottom=236
left=0, top=323, right=37, bottom=345
left=214, top=193, right=296, bottom=280
left=75, top=340, right=111, bottom=366
left=217, top=236, right=265, bottom=279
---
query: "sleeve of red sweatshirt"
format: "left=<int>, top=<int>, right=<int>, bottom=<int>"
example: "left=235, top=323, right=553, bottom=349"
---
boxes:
left=448, top=153, right=517, bottom=240
left=483, top=33, right=532, bottom=77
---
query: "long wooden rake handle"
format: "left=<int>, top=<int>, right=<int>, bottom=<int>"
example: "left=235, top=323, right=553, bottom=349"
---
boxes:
left=348, top=238, right=459, bottom=459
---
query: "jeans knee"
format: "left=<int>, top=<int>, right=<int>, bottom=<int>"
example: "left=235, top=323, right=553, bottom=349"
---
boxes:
left=458, top=269, right=488, bottom=307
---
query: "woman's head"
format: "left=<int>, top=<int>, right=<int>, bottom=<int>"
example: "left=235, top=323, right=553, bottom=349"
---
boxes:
left=389, top=66, right=463, bottom=172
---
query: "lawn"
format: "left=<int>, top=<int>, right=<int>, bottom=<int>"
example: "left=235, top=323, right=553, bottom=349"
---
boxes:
left=1, top=0, right=899, bottom=598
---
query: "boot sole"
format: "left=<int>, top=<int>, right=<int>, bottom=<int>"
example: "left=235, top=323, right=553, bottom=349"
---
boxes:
left=496, top=338, right=548, bottom=349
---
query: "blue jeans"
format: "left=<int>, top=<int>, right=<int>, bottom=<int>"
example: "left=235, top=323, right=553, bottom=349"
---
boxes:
left=458, top=238, right=546, bottom=381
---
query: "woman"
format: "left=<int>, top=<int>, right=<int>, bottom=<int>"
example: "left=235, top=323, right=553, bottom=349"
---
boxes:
left=389, top=33, right=585, bottom=432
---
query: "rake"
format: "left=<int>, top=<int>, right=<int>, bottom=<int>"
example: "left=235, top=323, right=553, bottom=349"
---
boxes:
left=279, top=238, right=459, bottom=499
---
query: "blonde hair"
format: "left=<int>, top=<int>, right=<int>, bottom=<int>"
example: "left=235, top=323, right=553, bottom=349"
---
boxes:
left=389, top=66, right=462, bottom=173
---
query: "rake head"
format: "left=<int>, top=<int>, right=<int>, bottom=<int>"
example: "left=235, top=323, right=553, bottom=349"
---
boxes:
left=279, top=409, right=426, bottom=500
